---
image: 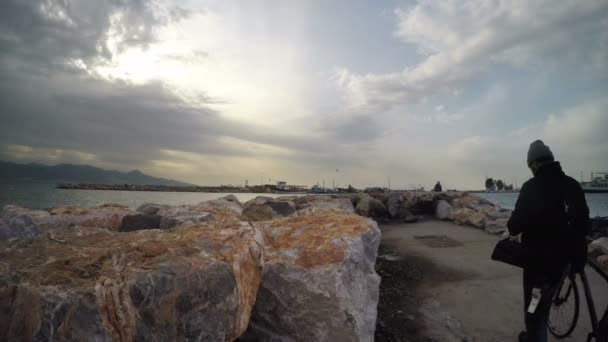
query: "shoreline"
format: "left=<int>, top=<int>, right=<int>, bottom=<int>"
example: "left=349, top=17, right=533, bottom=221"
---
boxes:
left=56, top=183, right=313, bottom=194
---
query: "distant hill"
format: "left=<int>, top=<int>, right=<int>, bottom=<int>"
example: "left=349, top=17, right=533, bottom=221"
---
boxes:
left=0, top=160, right=195, bottom=186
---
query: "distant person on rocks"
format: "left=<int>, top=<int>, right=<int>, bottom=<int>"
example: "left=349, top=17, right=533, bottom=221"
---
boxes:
left=507, top=140, right=590, bottom=342
left=433, top=181, right=442, bottom=192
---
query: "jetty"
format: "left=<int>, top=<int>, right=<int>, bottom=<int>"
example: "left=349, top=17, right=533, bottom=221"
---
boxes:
left=1, top=191, right=606, bottom=340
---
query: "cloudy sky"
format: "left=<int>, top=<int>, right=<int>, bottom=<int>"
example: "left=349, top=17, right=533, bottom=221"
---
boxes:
left=1, top=0, right=607, bottom=189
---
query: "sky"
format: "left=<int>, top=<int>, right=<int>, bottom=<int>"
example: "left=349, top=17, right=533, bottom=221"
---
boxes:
left=0, top=0, right=607, bottom=190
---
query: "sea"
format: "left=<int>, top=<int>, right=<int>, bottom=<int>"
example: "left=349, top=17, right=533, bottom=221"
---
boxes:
left=476, top=192, right=608, bottom=218
left=1, top=181, right=607, bottom=217
left=0, top=181, right=292, bottom=211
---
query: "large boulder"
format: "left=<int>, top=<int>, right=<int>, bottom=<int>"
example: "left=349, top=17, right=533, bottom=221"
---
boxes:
left=466, top=211, right=487, bottom=229
left=38, top=205, right=134, bottom=231
left=119, top=214, right=162, bottom=232
left=196, top=195, right=243, bottom=216
left=434, top=200, right=453, bottom=220
left=0, top=219, right=264, bottom=341
left=290, top=196, right=355, bottom=216
left=433, top=191, right=466, bottom=204
left=385, top=192, right=406, bottom=219
left=369, top=192, right=387, bottom=205
left=157, top=206, right=215, bottom=229
left=241, top=204, right=280, bottom=222
left=0, top=215, right=41, bottom=240
left=591, top=237, right=608, bottom=255
left=241, top=197, right=297, bottom=222
left=135, top=203, right=168, bottom=216
left=355, top=197, right=387, bottom=218
left=448, top=207, right=489, bottom=229
left=484, top=217, right=509, bottom=235
left=243, top=215, right=380, bottom=341
left=1, top=205, right=51, bottom=220
left=451, top=195, right=481, bottom=210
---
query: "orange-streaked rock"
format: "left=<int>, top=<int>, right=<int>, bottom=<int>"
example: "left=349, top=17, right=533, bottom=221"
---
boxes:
left=243, top=214, right=380, bottom=341
left=0, top=219, right=263, bottom=341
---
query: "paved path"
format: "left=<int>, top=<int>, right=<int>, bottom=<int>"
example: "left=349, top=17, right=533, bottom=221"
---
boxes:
left=380, top=220, right=608, bottom=342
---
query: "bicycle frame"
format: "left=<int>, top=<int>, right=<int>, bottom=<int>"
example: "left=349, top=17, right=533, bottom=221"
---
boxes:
left=581, top=257, right=608, bottom=342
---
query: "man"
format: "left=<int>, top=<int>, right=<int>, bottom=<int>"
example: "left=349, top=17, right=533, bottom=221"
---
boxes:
left=433, top=181, right=442, bottom=192
left=507, top=140, right=590, bottom=342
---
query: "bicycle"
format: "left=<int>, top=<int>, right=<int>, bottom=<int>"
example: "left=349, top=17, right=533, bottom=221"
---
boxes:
left=547, top=242, right=608, bottom=342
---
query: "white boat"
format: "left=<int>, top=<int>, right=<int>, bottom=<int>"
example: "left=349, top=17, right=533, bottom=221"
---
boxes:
left=581, top=172, right=608, bottom=193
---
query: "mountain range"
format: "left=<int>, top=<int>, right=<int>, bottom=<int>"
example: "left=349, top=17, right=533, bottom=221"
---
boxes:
left=0, top=160, right=194, bottom=186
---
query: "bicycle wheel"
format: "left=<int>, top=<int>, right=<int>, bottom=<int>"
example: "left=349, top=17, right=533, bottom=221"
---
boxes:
left=548, top=274, right=580, bottom=338
left=598, top=314, right=608, bottom=342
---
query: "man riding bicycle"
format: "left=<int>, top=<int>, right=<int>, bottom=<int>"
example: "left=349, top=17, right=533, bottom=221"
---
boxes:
left=507, top=140, right=590, bottom=342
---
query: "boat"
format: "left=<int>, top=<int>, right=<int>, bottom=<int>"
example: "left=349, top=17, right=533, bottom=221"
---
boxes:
left=581, top=172, right=608, bottom=193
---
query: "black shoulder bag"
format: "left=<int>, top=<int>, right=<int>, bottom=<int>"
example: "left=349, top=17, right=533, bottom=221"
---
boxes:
left=491, top=238, right=528, bottom=268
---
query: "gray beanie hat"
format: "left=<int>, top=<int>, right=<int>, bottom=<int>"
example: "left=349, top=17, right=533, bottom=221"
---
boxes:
left=527, top=140, right=554, bottom=163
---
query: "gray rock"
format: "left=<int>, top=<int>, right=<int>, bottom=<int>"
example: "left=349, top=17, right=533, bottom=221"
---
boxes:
left=219, top=194, right=240, bottom=204
left=243, top=196, right=275, bottom=209
left=241, top=204, right=280, bottom=222
left=433, top=191, right=465, bottom=204
left=386, top=192, right=405, bottom=218
left=435, top=200, right=453, bottom=220
left=241, top=200, right=297, bottom=222
left=290, top=197, right=355, bottom=216
left=196, top=197, right=243, bottom=215
left=484, top=218, right=508, bottom=235
left=135, top=203, right=166, bottom=215
left=1, top=205, right=50, bottom=220
left=119, top=214, right=162, bottom=232
left=244, top=215, right=381, bottom=341
left=591, top=237, right=608, bottom=255
left=355, top=197, right=387, bottom=218
left=265, top=201, right=296, bottom=217
left=0, top=215, right=41, bottom=240
left=158, top=210, right=215, bottom=229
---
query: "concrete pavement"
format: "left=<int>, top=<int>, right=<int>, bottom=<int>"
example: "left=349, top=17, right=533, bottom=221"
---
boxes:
left=379, top=219, right=608, bottom=342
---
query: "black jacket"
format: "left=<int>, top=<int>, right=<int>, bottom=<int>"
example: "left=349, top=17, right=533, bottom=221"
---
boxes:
left=507, top=162, right=590, bottom=272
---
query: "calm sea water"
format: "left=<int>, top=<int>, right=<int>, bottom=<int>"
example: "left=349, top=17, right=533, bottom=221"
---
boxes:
left=2, top=181, right=607, bottom=217
left=0, top=181, right=292, bottom=210
left=476, top=192, right=608, bottom=218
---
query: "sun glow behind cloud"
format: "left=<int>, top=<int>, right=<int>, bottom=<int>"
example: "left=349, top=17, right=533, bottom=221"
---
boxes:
left=92, top=8, right=312, bottom=129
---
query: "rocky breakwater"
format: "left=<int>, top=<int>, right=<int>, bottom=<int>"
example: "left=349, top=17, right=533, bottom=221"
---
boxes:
left=0, top=195, right=381, bottom=341
left=340, top=190, right=513, bottom=236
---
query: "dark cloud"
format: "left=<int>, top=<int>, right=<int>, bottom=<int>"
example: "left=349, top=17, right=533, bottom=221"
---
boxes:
left=0, top=0, right=187, bottom=72
left=0, top=0, right=380, bottom=181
